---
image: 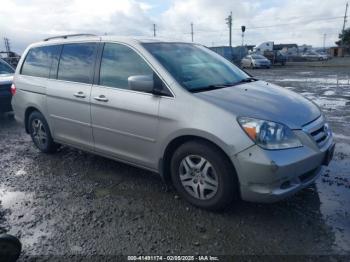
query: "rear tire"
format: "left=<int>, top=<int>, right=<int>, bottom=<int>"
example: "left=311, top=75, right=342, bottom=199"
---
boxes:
left=28, top=111, right=59, bottom=153
left=170, top=141, right=238, bottom=210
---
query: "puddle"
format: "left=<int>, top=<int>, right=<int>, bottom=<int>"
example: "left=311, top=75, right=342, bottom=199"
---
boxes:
left=324, top=90, right=336, bottom=96
left=298, top=72, right=313, bottom=76
left=0, top=187, right=30, bottom=209
left=316, top=143, right=350, bottom=252
left=15, top=168, right=27, bottom=176
left=0, top=187, right=51, bottom=251
left=277, top=77, right=350, bottom=86
left=303, top=95, right=348, bottom=110
left=333, top=133, right=350, bottom=141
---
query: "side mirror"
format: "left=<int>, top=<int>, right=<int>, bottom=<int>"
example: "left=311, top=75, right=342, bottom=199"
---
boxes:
left=128, top=75, right=154, bottom=93
left=128, top=74, right=171, bottom=96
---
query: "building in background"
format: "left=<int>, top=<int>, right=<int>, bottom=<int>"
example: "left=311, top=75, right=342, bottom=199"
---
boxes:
left=329, top=46, right=350, bottom=57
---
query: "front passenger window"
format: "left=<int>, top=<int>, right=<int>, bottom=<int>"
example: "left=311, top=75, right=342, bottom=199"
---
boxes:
left=99, top=43, right=153, bottom=90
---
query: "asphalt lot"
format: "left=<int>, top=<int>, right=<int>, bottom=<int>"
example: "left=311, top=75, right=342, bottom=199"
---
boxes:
left=0, top=65, right=349, bottom=258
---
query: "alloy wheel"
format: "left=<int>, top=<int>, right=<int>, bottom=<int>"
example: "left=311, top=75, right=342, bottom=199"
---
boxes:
left=178, top=155, right=219, bottom=200
left=31, top=119, right=47, bottom=148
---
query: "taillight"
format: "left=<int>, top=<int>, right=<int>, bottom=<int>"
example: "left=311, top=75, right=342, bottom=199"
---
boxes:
left=11, top=83, right=16, bottom=96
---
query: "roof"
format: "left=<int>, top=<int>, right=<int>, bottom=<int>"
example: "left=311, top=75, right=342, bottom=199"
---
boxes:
left=29, top=34, right=193, bottom=49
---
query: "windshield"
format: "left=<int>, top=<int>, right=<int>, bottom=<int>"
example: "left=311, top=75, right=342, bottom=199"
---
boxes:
left=142, top=43, right=249, bottom=92
left=0, top=60, right=14, bottom=74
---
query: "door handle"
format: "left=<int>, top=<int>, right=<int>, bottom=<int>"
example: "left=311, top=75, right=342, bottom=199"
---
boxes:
left=94, top=95, right=108, bottom=102
left=73, top=91, right=86, bottom=98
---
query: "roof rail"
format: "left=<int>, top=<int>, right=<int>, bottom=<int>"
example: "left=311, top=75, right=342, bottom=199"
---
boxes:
left=43, top=34, right=97, bottom=41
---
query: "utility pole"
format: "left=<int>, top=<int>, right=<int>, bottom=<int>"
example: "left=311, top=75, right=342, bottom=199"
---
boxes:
left=191, top=23, right=194, bottom=42
left=4, top=38, right=11, bottom=53
left=341, top=2, right=348, bottom=46
left=225, top=12, right=232, bottom=47
left=323, top=33, right=327, bottom=51
left=153, top=24, right=156, bottom=37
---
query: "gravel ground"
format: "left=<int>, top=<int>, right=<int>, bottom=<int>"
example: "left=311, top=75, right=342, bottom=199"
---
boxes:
left=0, top=65, right=349, bottom=259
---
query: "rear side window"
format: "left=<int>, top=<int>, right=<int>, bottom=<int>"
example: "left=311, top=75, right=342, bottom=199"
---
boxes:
left=57, top=43, right=96, bottom=84
left=21, top=45, right=61, bottom=78
left=99, top=43, right=153, bottom=89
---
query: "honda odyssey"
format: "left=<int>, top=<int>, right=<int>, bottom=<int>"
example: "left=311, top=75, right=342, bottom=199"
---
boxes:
left=12, top=35, right=335, bottom=210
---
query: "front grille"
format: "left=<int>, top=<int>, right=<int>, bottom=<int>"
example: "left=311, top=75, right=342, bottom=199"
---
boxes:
left=310, top=125, right=328, bottom=144
left=303, top=116, right=330, bottom=148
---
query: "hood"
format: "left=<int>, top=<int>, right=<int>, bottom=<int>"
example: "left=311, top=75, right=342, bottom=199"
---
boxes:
left=0, top=74, right=13, bottom=85
left=194, top=80, right=321, bottom=129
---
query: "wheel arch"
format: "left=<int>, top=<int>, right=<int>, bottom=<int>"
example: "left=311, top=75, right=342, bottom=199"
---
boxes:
left=159, top=135, right=237, bottom=186
left=24, top=106, right=43, bottom=133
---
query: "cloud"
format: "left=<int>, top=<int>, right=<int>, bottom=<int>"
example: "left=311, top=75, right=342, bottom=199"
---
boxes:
left=0, top=0, right=348, bottom=53
left=158, top=0, right=347, bottom=47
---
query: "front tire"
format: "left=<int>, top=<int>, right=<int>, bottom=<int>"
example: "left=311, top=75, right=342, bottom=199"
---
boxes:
left=28, top=111, right=59, bottom=153
left=170, top=141, right=238, bottom=210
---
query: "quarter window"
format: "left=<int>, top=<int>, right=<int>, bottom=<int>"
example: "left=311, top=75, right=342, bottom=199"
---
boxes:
left=21, top=45, right=61, bottom=78
left=99, top=43, right=153, bottom=90
left=57, top=43, right=96, bottom=84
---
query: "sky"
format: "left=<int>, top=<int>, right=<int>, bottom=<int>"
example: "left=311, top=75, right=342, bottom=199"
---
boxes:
left=0, top=0, right=349, bottom=53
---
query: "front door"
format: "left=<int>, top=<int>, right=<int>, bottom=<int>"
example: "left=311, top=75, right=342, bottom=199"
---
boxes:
left=91, top=43, right=161, bottom=169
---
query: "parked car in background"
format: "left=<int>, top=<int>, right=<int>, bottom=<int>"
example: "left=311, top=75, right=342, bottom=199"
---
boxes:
left=0, top=58, right=15, bottom=113
left=316, top=51, right=331, bottom=60
left=301, top=51, right=328, bottom=61
left=12, top=35, right=335, bottom=210
left=263, top=50, right=287, bottom=65
left=241, top=54, right=271, bottom=69
left=0, top=51, right=21, bottom=68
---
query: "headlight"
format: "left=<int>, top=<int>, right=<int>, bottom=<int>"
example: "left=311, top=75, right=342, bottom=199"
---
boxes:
left=238, top=117, right=302, bottom=150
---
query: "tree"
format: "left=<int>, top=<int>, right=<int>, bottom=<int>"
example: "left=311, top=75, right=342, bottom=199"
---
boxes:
left=336, top=28, right=350, bottom=46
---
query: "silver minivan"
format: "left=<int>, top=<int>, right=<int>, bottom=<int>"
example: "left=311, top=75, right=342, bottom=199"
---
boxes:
left=12, top=35, right=335, bottom=210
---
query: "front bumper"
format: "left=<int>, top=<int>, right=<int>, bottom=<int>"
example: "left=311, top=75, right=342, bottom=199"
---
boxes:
left=233, top=126, right=334, bottom=203
left=255, top=63, right=271, bottom=68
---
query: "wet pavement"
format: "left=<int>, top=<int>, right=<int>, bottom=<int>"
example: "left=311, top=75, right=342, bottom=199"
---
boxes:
left=0, top=65, right=349, bottom=258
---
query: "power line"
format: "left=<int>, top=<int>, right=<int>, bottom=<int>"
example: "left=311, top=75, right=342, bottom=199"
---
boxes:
left=151, top=14, right=345, bottom=46
left=243, top=16, right=344, bottom=30
left=189, top=16, right=343, bottom=34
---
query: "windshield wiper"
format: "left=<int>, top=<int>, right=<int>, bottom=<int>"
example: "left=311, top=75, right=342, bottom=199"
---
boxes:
left=191, top=84, right=233, bottom=93
left=238, top=77, right=258, bottom=83
left=191, top=78, right=258, bottom=93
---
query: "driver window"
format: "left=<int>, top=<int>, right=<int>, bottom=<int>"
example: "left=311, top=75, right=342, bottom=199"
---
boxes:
left=99, top=43, right=153, bottom=90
